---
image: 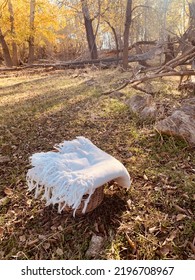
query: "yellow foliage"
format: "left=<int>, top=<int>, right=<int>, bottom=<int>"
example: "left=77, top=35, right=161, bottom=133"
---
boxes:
left=0, top=0, right=67, bottom=47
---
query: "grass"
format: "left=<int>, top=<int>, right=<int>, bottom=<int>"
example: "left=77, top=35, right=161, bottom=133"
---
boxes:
left=0, top=67, right=194, bottom=260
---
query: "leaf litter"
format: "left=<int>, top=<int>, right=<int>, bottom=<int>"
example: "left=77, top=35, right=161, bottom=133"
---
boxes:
left=0, top=68, right=194, bottom=260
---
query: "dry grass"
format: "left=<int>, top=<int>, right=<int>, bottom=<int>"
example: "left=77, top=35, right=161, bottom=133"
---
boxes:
left=0, top=67, right=194, bottom=260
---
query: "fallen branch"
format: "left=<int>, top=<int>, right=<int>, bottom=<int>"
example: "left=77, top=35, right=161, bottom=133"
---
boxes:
left=103, top=81, right=130, bottom=95
left=103, top=70, right=195, bottom=95
left=155, top=46, right=195, bottom=74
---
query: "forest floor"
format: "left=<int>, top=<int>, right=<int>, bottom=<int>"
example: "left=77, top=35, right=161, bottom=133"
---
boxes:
left=0, top=67, right=194, bottom=260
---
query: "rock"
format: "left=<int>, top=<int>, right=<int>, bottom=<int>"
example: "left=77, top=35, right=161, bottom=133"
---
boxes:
left=155, top=98, right=195, bottom=146
left=126, top=93, right=157, bottom=120
left=85, top=234, right=104, bottom=258
left=180, top=97, right=195, bottom=118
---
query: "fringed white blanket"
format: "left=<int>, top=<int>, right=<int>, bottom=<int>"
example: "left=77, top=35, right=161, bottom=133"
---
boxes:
left=26, top=136, right=131, bottom=215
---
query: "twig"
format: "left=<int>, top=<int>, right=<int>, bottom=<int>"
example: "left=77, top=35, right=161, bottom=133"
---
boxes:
left=125, top=232, right=136, bottom=254
left=103, top=82, right=130, bottom=95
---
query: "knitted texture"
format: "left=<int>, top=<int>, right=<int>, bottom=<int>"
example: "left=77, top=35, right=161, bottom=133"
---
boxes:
left=26, top=137, right=131, bottom=215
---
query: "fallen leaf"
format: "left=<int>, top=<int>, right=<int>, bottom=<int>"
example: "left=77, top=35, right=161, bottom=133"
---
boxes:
left=160, top=244, right=172, bottom=256
left=51, top=226, right=56, bottom=231
left=38, top=235, right=46, bottom=240
left=43, top=242, right=50, bottom=250
left=4, top=187, right=13, bottom=196
left=178, top=225, right=184, bottom=230
left=176, top=214, right=187, bottom=221
left=174, top=204, right=188, bottom=215
left=143, top=174, right=148, bottom=180
left=56, top=248, right=63, bottom=256
left=0, top=197, right=10, bottom=206
left=125, top=233, right=136, bottom=254
left=19, top=235, right=26, bottom=242
left=0, top=227, right=4, bottom=237
left=149, top=226, right=157, bottom=234
left=127, top=199, right=133, bottom=209
left=135, top=215, right=143, bottom=222
left=26, top=199, right=32, bottom=206
left=58, top=226, right=63, bottom=231
left=182, top=193, right=189, bottom=199
left=166, top=230, right=177, bottom=242
left=27, top=239, right=39, bottom=246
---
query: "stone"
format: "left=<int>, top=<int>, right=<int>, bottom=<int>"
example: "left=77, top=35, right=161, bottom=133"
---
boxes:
left=126, top=93, right=157, bottom=120
left=180, top=97, right=195, bottom=118
left=85, top=234, right=104, bottom=258
left=155, top=97, right=195, bottom=146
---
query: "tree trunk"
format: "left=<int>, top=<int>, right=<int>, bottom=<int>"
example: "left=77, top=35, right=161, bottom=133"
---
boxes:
left=0, top=28, right=13, bottom=67
left=8, top=0, right=18, bottom=66
left=164, top=35, right=175, bottom=64
left=123, top=0, right=132, bottom=69
left=176, top=0, right=195, bottom=55
left=161, top=0, right=169, bottom=41
left=28, top=0, right=36, bottom=64
left=105, top=20, right=119, bottom=61
left=81, top=0, right=98, bottom=60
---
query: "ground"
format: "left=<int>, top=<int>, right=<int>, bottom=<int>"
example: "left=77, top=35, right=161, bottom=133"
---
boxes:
left=0, top=67, right=194, bottom=260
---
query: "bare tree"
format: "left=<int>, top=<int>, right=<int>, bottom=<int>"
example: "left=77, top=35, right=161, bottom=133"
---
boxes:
left=0, top=27, right=13, bottom=67
left=0, top=0, right=13, bottom=67
left=123, top=0, right=132, bottom=69
left=8, top=0, right=18, bottom=66
left=28, top=0, right=36, bottom=64
left=81, top=0, right=98, bottom=59
left=104, top=20, right=120, bottom=61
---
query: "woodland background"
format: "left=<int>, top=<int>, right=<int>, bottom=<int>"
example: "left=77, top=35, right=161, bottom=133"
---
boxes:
left=0, top=0, right=193, bottom=67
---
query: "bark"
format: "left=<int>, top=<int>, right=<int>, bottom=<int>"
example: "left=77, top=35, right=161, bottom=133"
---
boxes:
left=175, top=1, right=195, bottom=55
left=0, top=28, right=13, bottom=67
left=104, top=20, right=119, bottom=61
left=28, top=0, right=36, bottom=64
left=189, top=1, right=195, bottom=27
left=81, top=0, right=98, bottom=60
left=8, top=0, right=18, bottom=66
left=123, top=0, right=132, bottom=69
left=134, top=44, right=150, bottom=67
left=164, top=35, right=175, bottom=64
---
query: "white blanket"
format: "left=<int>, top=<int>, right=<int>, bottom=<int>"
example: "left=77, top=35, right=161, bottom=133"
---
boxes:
left=26, top=137, right=131, bottom=215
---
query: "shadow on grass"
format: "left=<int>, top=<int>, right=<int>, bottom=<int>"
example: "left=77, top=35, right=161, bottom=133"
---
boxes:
left=1, top=72, right=195, bottom=260
left=20, top=192, right=127, bottom=260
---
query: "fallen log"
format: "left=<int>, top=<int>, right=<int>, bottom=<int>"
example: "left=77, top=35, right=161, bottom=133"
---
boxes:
left=0, top=45, right=164, bottom=72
